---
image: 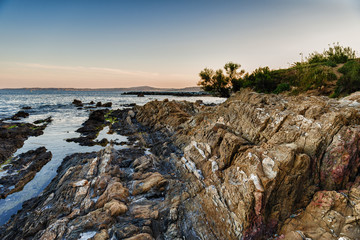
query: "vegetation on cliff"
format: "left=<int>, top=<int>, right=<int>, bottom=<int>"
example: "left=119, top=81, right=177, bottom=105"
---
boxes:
left=198, top=43, right=359, bottom=97
left=198, top=62, right=245, bottom=97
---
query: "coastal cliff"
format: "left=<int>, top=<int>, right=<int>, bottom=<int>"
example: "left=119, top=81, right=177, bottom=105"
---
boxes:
left=2, top=89, right=360, bottom=239
left=136, top=89, right=360, bottom=239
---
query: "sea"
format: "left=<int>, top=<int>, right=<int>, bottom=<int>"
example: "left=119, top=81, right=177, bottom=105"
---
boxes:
left=0, top=89, right=226, bottom=225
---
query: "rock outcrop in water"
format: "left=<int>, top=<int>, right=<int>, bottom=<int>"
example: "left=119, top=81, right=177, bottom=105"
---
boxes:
left=0, top=119, right=50, bottom=165
left=0, top=147, right=52, bottom=199
left=3, top=89, right=360, bottom=239
left=0, top=108, right=186, bottom=240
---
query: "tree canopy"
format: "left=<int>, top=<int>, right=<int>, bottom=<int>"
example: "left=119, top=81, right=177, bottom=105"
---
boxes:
left=198, top=62, right=244, bottom=97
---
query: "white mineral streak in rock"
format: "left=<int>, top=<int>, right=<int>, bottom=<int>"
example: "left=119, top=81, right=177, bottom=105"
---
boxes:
left=78, top=231, right=97, bottom=240
left=230, top=212, right=243, bottom=237
left=249, top=174, right=264, bottom=192
left=75, top=184, right=89, bottom=201
left=192, top=141, right=206, bottom=159
left=262, top=157, right=277, bottom=179
left=80, top=195, right=93, bottom=211
left=57, top=166, right=75, bottom=187
left=217, top=116, right=225, bottom=124
left=206, top=185, right=226, bottom=208
left=256, top=108, right=270, bottom=121
left=273, top=113, right=285, bottom=125
left=43, top=193, right=55, bottom=207
left=86, top=157, right=98, bottom=178
left=183, top=141, right=207, bottom=179
left=181, top=157, right=204, bottom=180
left=72, top=179, right=88, bottom=187
left=144, top=148, right=152, bottom=155
left=39, top=218, right=69, bottom=240
left=211, top=160, right=219, bottom=173
left=296, top=114, right=313, bottom=127
left=98, top=146, right=112, bottom=174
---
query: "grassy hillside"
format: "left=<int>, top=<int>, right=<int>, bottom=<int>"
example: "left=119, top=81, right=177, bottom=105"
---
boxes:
left=241, top=59, right=360, bottom=97
left=234, top=43, right=360, bottom=97
left=199, top=44, right=360, bottom=97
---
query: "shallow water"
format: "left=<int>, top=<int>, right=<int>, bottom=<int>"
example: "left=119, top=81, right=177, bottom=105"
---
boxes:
left=0, top=89, right=226, bottom=225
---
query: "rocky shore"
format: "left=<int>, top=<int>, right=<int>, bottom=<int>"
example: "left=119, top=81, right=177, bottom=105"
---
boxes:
left=0, top=116, right=51, bottom=165
left=1, top=89, right=360, bottom=239
left=0, top=147, right=52, bottom=199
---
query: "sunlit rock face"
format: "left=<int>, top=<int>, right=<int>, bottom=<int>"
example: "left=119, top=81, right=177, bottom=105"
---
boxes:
left=3, top=89, right=360, bottom=239
left=136, top=88, right=360, bottom=239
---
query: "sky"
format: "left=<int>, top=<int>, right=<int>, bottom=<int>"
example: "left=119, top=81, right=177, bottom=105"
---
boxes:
left=0, top=0, right=359, bottom=89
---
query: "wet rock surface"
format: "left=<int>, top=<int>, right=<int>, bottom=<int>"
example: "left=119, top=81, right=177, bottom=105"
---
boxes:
left=0, top=147, right=52, bottom=199
left=0, top=119, right=50, bottom=165
left=11, top=111, right=29, bottom=120
left=0, top=103, right=188, bottom=239
left=72, top=99, right=113, bottom=109
left=67, top=109, right=139, bottom=147
left=3, top=90, right=360, bottom=239
left=66, top=109, right=110, bottom=146
left=0, top=135, right=184, bottom=239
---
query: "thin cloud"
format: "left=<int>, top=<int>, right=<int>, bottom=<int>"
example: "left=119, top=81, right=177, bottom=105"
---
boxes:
left=15, top=62, right=159, bottom=78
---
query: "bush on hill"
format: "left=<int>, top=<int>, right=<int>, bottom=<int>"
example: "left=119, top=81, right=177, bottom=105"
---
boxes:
left=332, top=60, right=360, bottom=97
left=198, top=44, right=358, bottom=97
left=307, top=42, right=356, bottom=64
left=242, top=67, right=277, bottom=93
left=198, top=62, right=245, bottom=97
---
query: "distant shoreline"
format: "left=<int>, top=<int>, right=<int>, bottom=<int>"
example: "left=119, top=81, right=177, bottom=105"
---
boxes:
left=0, top=86, right=202, bottom=92
left=122, top=91, right=210, bottom=97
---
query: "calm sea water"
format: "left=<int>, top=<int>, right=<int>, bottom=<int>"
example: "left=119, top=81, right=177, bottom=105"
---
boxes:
left=0, top=89, right=225, bottom=225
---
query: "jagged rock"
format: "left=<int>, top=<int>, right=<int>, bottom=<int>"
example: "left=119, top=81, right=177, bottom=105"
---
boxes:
left=95, top=182, right=129, bottom=208
left=280, top=184, right=360, bottom=239
left=11, top=111, right=29, bottom=120
left=135, top=99, right=200, bottom=132
left=102, top=102, right=112, bottom=108
left=72, top=99, right=83, bottom=107
left=5, top=89, right=360, bottom=240
left=132, top=172, right=167, bottom=195
left=121, top=103, right=136, bottom=107
left=33, top=117, right=52, bottom=125
left=104, top=199, right=128, bottom=216
left=135, top=88, right=360, bottom=239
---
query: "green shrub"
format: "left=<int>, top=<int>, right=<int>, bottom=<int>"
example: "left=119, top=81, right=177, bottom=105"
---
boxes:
left=296, top=65, right=336, bottom=91
left=307, top=52, right=327, bottom=64
left=231, top=78, right=243, bottom=92
left=273, top=83, right=290, bottom=94
left=198, top=62, right=244, bottom=97
left=334, top=60, right=360, bottom=95
left=243, top=67, right=277, bottom=93
left=307, top=43, right=356, bottom=64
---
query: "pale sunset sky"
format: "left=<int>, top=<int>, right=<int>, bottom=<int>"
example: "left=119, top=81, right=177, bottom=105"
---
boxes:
left=0, top=0, right=359, bottom=88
